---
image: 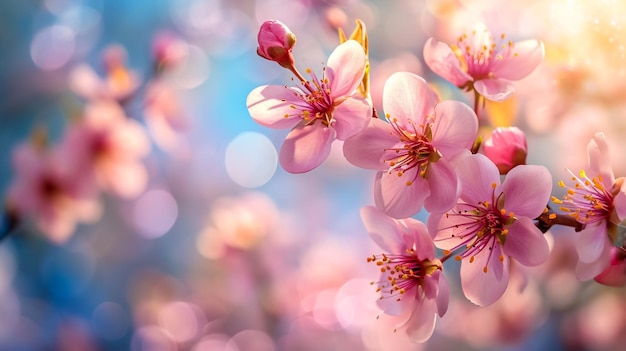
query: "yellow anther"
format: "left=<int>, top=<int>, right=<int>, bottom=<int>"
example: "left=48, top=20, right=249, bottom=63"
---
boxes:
left=469, top=256, right=475, bottom=263
left=491, top=182, right=497, bottom=189
left=551, top=196, right=563, bottom=204
left=406, top=181, right=413, bottom=186
left=499, top=255, right=504, bottom=262
left=483, top=266, right=488, bottom=273
left=548, top=213, right=557, bottom=220
left=558, top=180, right=566, bottom=187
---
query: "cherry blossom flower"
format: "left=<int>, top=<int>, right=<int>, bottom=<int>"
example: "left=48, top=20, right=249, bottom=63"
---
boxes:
left=69, top=44, right=141, bottom=102
left=423, top=23, right=544, bottom=102
left=594, top=246, right=626, bottom=287
left=247, top=40, right=371, bottom=173
left=58, top=101, right=151, bottom=198
left=256, top=20, right=296, bottom=69
left=361, top=206, right=448, bottom=343
left=429, top=153, right=551, bottom=306
left=152, top=32, right=188, bottom=72
left=6, top=143, right=101, bottom=243
left=343, top=72, right=478, bottom=218
left=553, top=132, right=626, bottom=280
left=482, top=126, right=527, bottom=174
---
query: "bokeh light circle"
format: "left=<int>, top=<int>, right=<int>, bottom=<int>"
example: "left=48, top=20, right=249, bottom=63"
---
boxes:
left=91, top=301, right=130, bottom=341
left=132, top=189, right=178, bottom=239
left=30, top=25, right=76, bottom=70
left=224, top=132, right=277, bottom=188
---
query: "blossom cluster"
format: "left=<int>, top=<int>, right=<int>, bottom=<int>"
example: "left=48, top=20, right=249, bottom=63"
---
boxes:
left=247, top=19, right=626, bottom=343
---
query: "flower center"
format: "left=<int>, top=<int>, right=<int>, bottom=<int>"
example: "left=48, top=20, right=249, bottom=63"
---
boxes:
left=553, top=170, right=613, bottom=225
left=383, top=115, right=440, bottom=186
left=437, top=183, right=516, bottom=272
left=451, top=30, right=515, bottom=80
left=283, top=67, right=335, bottom=127
left=368, top=250, right=441, bottom=301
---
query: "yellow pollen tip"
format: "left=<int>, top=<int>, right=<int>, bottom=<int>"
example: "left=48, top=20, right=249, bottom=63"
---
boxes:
left=406, top=181, right=413, bottom=186
left=469, top=256, right=475, bottom=263
left=454, top=255, right=462, bottom=261
left=305, top=68, right=311, bottom=74
left=548, top=213, right=557, bottom=220
left=491, top=182, right=497, bottom=189
left=500, top=209, right=506, bottom=215
left=558, top=180, right=565, bottom=187
left=483, top=266, right=488, bottom=273
left=499, top=255, right=504, bottom=262
left=551, top=196, right=563, bottom=204
left=580, top=170, right=587, bottom=178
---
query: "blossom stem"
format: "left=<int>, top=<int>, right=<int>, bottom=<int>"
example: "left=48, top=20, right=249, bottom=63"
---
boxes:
left=535, top=205, right=585, bottom=233
left=473, top=89, right=481, bottom=120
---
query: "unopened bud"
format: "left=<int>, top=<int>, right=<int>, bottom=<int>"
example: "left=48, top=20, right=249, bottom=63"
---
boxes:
left=256, top=20, right=296, bottom=69
left=482, top=126, right=527, bottom=174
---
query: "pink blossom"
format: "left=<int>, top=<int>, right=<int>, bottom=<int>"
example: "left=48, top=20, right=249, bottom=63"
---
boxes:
left=6, top=143, right=101, bottom=243
left=58, top=101, right=151, bottom=198
left=143, top=81, right=191, bottom=156
left=554, top=132, right=626, bottom=280
left=152, top=32, right=188, bottom=71
left=256, top=20, right=296, bottom=69
left=343, top=72, right=478, bottom=218
left=247, top=40, right=371, bottom=173
left=423, top=23, right=544, bottom=101
left=594, top=247, right=626, bottom=287
left=361, top=206, right=448, bottom=343
left=482, top=126, right=527, bottom=174
left=428, top=153, right=552, bottom=306
left=69, top=44, right=140, bottom=102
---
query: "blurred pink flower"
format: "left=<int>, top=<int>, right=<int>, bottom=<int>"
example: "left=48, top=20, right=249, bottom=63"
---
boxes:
left=482, top=126, right=527, bottom=174
left=152, top=32, right=188, bottom=71
left=361, top=206, right=448, bottom=343
left=429, top=153, right=551, bottom=306
left=6, top=143, right=101, bottom=243
left=423, top=23, right=543, bottom=101
left=343, top=72, right=477, bottom=218
left=69, top=44, right=140, bottom=102
left=555, top=132, right=626, bottom=280
left=256, top=20, right=297, bottom=69
left=247, top=40, right=371, bottom=173
left=143, top=81, right=191, bottom=156
left=58, top=101, right=151, bottom=198
left=594, top=247, right=626, bottom=287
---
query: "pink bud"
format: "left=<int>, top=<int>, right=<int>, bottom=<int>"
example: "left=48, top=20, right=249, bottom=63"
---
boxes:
left=256, top=20, right=296, bottom=69
left=594, top=247, right=626, bottom=287
left=482, top=126, right=528, bottom=175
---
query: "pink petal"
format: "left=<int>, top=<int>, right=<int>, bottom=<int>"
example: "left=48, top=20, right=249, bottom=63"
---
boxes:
left=403, top=218, right=434, bottom=259
left=331, top=95, right=371, bottom=140
left=382, top=72, right=438, bottom=129
left=424, top=159, right=459, bottom=214
left=435, top=272, right=449, bottom=317
left=501, top=164, right=552, bottom=218
left=429, top=206, right=472, bottom=251
left=246, top=85, right=304, bottom=129
left=430, top=100, right=478, bottom=158
left=576, top=223, right=611, bottom=263
left=376, top=286, right=416, bottom=316
left=327, top=40, right=366, bottom=97
left=423, top=37, right=472, bottom=86
left=360, top=205, right=407, bottom=253
left=587, top=132, right=616, bottom=188
left=613, top=181, right=626, bottom=221
left=342, top=118, right=396, bottom=170
left=404, top=298, right=437, bottom=343
left=576, top=245, right=611, bottom=280
left=473, top=78, right=515, bottom=102
left=102, top=161, right=148, bottom=198
left=279, top=123, right=335, bottom=173
left=374, top=169, right=429, bottom=219
left=457, top=153, right=500, bottom=205
left=502, top=217, right=549, bottom=266
left=461, top=246, right=509, bottom=306
left=491, top=39, right=544, bottom=81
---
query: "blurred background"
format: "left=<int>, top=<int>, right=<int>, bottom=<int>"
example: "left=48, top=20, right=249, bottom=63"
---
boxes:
left=0, top=0, right=625, bottom=350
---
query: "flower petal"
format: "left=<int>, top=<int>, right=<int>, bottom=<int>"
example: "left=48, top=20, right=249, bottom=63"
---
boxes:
left=613, top=180, right=626, bottom=221
left=461, top=246, right=509, bottom=306
left=402, top=217, right=434, bottom=259
left=404, top=298, right=437, bottom=343
left=576, top=222, right=610, bottom=263
left=360, top=205, right=407, bottom=253
left=376, top=287, right=416, bottom=317
left=435, top=273, right=449, bottom=317
left=382, top=72, right=438, bottom=129
left=473, top=78, right=515, bottom=102
left=279, top=123, right=335, bottom=173
left=501, top=164, right=552, bottom=218
left=429, top=205, right=473, bottom=251
left=587, top=132, right=616, bottom=188
left=374, top=169, right=429, bottom=219
left=576, top=243, right=611, bottom=280
left=424, top=159, right=459, bottom=214
left=331, top=95, right=371, bottom=140
left=491, top=39, right=544, bottom=81
left=457, top=153, right=500, bottom=205
left=503, top=217, right=549, bottom=266
left=343, top=118, right=396, bottom=170
left=327, top=40, right=366, bottom=97
left=247, top=85, right=303, bottom=129
left=423, top=37, right=472, bottom=86
left=431, top=100, right=478, bottom=158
